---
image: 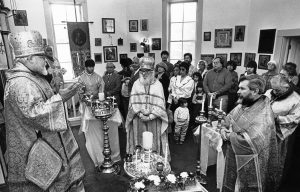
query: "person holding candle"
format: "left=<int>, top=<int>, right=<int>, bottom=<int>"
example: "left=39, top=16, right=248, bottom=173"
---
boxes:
left=126, top=56, right=170, bottom=160
left=174, top=98, right=190, bottom=144
left=203, top=57, right=232, bottom=113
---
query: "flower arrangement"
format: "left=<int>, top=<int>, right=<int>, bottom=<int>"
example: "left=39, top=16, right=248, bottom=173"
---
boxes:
left=128, top=171, right=196, bottom=192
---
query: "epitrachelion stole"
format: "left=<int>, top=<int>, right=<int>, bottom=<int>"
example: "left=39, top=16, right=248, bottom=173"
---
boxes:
left=67, top=22, right=91, bottom=77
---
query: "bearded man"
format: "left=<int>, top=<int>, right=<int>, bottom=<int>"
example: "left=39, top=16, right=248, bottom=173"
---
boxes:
left=220, top=74, right=279, bottom=192
left=5, top=31, right=85, bottom=192
left=126, top=57, right=170, bottom=159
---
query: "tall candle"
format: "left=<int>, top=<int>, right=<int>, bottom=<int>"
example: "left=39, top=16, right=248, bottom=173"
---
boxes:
left=209, top=95, right=213, bottom=107
left=98, top=93, right=105, bottom=101
left=201, top=96, right=205, bottom=112
left=164, top=143, right=168, bottom=165
left=219, top=98, right=223, bottom=111
left=143, top=132, right=153, bottom=150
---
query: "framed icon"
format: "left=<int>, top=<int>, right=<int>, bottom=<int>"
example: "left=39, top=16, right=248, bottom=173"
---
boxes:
left=200, top=54, right=215, bottom=66
left=216, top=53, right=228, bottom=66
left=230, top=53, right=242, bottom=66
left=103, top=46, right=118, bottom=62
left=258, top=55, right=271, bottom=70
left=119, top=53, right=128, bottom=61
left=94, top=53, right=102, bottom=63
left=215, top=28, right=232, bottom=48
left=13, top=10, right=28, bottom=26
left=204, top=32, right=211, bottom=41
left=95, top=38, right=102, bottom=46
left=130, top=43, right=137, bottom=52
left=102, top=18, right=115, bottom=33
left=141, top=19, right=148, bottom=31
left=244, top=53, right=256, bottom=67
left=234, top=25, right=246, bottom=41
left=151, top=38, right=161, bottom=50
left=129, top=20, right=138, bottom=32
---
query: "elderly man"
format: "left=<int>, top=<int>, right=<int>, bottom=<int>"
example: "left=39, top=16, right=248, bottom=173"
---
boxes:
left=184, top=53, right=198, bottom=76
left=126, top=56, right=170, bottom=159
left=203, top=57, right=232, bottom=113
left=262, top=60, right=278, bottom=91
left=128, top=57, right=140, bottom=94
left=5, top=31, right=85, bottom=191
left=220, top=74, right=279, bottom=192
left=103, top=62, right=121, bottom=106
left=265, top=75, right=300, bottom=188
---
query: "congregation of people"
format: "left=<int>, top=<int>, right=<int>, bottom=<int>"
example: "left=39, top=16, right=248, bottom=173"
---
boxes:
left=3, top=30, right=300, bottom=192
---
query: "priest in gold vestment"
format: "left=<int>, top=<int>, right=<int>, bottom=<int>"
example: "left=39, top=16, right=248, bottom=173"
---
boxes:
left=220, top=75, right=279, bottom=192
left=126, top=57, right=170, bottom=159
left=5, top=31, right=85, bottom=192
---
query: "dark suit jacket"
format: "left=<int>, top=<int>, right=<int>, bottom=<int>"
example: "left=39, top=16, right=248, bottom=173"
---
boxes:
left=157, top=73, right=170, bottom=102
left=103, top=70, right=121, bottom=104
left=128, top=69, right=140, bottom=95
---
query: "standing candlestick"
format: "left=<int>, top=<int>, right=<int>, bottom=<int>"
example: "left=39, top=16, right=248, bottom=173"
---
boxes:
left=207, top=105, right=213, bottom=127
left=209, top=94, right=213, bottom=108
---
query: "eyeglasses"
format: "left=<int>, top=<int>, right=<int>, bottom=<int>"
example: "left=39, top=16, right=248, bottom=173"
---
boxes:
left=140, top=69, right=153, bottom=74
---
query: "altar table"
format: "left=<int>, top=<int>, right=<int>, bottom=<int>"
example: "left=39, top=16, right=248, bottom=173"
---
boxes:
left=194, top=121, right=225, bottom=189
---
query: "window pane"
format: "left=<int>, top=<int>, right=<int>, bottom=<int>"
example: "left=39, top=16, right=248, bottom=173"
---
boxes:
left=170, top=42, right=182, bottom=60
left=170, top=59, right=179, bottom=64
left=57, top=44, right=72, bottom=63
left=171, top=23, right=183, bottom=41
left=60, top=62, right=74, bottom=80
left=51, top=4, right=66, bottom=24
left=66, top=5, right=81, bottom=22
left=184, top=2, right=197, bottom=22
left=183, top=22, right=196, bottom=41
left=54, top=25, right=69, bottom=43
left=170, top=3, right=183, bottom=22
left=182, top=41, right=195, bottom=60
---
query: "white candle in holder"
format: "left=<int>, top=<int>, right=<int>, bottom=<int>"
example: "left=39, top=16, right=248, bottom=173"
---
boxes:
left=143, top=132, right=153, bottom=150
left=220, top=98, right=223, bottom=111
left=201, top=96, right=205, bottom=112
left=98, top=92, right=105, bottom=101
left=209, top=95, right=213, bottom=107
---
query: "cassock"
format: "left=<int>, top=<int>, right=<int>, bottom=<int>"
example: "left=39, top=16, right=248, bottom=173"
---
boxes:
left=222, top=96, right=279, bottom=192
left=126, top=79, right=170, bottom=160
left=4, top=63, right=85, bottom=192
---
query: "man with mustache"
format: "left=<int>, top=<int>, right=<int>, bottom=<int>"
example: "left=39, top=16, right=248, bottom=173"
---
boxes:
left=4, top=31, right=85, bottom=192
left=125, top=56, right=170, bottom=160
left=220, top=74, right=279, bottom=192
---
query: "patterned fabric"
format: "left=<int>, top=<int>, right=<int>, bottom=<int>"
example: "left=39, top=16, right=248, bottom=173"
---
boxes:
left=125, top=79, right=170, bottom=160
left=5, top=63, right=85, bottom=191
left=79, top=71, right=104, bottom=96
left=169, top=75, right=194, bottom=101
left=221, top=96, right=279, bottom=192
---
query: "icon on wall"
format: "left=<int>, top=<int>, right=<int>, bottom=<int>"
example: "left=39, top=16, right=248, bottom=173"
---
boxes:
left=215, top=28, right=232, bottom=48
left=103, top=46, right=118, bottom=62
left=13, top=10, right=28, bottom=26
left=234, top=25, right=246, bottom=41
left=258, top=55, right=271, bottom=70
left=244, top=53, right=256, bottom=67
left=95, top=38, right=102, bottom=46
left=203, top=32, right=211, bottom=41
left=151, top=38, right=161, bottom=50
left=141, top=19, right=148, bottom=31
left=230, top=53, right=242, bottom=66
left=130, top=43, right=137, bottom=52
left=129, top=20, right=138, bottom=32
left=102, top=18, right=115, bottom=33
left=216, top=53, right=228, bottom=66
left=94, top=53, right=102, bottom=63
left=118, top=38, right=123, bottom=46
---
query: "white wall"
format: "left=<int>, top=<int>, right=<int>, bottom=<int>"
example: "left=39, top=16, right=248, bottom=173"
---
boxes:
left=87, top=0, right=163, bottom=75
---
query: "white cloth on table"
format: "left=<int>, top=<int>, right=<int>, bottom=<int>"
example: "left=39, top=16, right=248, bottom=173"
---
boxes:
left=194, top=121, right=225, bottom=189
left=79, top=103, right=123, bottom=167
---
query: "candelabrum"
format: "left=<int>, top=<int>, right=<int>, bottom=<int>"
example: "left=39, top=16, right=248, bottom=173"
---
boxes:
left=89, top=97, right=120, bottom=174
left=207, top=105, right=214, bottom=127
left=195, top=110, right=207, bottom=185
left=216, top=109, right=225, bottom=132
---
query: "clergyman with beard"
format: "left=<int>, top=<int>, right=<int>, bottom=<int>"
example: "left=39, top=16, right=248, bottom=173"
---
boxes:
left=220, top=74, right=279, bottom=192
left=4, top=31, right=85, bottom=191
left=125, top=56, right=170, bottom=160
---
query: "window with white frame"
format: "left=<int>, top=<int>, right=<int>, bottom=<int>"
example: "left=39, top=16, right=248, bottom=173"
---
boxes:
left=169, top=2, right=197, bottom=64
left=51, top=3, right=82, bottom=80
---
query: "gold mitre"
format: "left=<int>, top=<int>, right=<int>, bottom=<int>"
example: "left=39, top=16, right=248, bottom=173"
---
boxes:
left=140, top=56, right=155, bottom=70
left=9, top=30, right=44, bottom=58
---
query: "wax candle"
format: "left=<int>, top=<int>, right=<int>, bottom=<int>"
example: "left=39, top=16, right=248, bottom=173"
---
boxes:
left=201, top=96, right=205, bottom=112
left=209, top=95, right=213, bottom=107
left=164, top=143, right=168, bottom=165
left=98, top=93, right=105, bottom=101
left=220, top=98, right=223, bottom=111
left=143, top=132, right=153, bottom=150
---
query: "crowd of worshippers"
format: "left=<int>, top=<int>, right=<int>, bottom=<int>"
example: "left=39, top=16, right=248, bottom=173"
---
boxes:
left=3, top=29, right=300, bottom=192
left=78, top=50, right=300, bottom=191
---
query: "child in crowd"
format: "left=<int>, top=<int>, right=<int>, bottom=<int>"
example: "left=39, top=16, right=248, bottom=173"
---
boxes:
left=192, top=83, right=206, bottom=118
left=174, top=98, right=190, bottom=144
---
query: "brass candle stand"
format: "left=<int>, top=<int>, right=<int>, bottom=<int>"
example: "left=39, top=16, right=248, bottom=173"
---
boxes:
left=88, top=97, right=120, bottom=174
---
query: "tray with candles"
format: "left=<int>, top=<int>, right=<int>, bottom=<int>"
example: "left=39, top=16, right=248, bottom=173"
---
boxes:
left=124, top=152, right=171, bottom=178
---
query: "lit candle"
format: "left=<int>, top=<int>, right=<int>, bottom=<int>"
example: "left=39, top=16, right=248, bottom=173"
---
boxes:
left=143, top=132, right=153, bottom=150
left=209, top=95, right=213, bottom=107
left=219, top=98, right=223, bottom=111
left=164, top=143, right=168, bottom=165
left=98, top=93, right=105, bottom=101
left=201, top=96, right=205, bottom=112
